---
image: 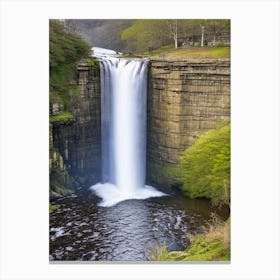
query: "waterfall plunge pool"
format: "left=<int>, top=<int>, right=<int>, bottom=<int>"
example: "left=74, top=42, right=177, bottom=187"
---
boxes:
left=49, top=189, right=229, bottom=261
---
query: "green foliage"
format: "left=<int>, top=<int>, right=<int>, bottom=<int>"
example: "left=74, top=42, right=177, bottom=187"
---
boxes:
left=70, top=19, right=230, bottom=53
left=121, top=19, right=230, bottom=53
left=50, top=20, right=91, bottom=70
left=49, top=111, right=74, bottom=123
left=121, top=53, right=143, bottom=58
left=49, top=19, right=91, bottom=109
left=172, top=47, right=229, bottom=58
left=149, top=245, right=170, bottom=261
left=144, top=44, right=174, bottom=56
left=142, top=46, right=230, bottom=59
left=49, top=204, right=60, bottom=213
left=180, top=122, right=230, bottom=206
left=121, top=20, right=171, bottom=52
left=163, top=235, right=230, bottom=261
left=86, top=58, right=100, bottom=68
left=210, top=47, right=230, bottom=58
left=151, top=217, right=230, bottom=261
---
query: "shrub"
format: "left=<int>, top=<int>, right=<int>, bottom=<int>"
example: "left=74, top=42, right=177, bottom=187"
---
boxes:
left=180, top=122, right=230, bottom=207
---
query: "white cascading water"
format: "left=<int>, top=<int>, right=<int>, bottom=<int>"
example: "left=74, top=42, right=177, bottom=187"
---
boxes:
left=90, top=50, right=165, bottom=207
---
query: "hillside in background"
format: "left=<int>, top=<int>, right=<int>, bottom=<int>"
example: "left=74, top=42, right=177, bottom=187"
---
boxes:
left=65, top=19, right=134, bottom=52
left=64, top=19, right=230, bottom=53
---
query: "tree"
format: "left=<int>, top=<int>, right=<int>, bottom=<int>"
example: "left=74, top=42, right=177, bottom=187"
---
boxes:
left=180, top=122, right=230, bottom=207
left=178, top=19, right=230, bottom=47
left=121, top=19, right=193, bottom=51
left=121, top=19, right=230, bottom=51
left=188, top=19, right=208, bottom=47
left=167, top=20, right=178, bottom=48
left=200, top=23, right=205, bottom=47
left=49, top=20, right=91, bottom=108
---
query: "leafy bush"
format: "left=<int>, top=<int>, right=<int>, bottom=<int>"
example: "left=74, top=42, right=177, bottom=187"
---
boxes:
left=180, top=122, right=230, bottom=206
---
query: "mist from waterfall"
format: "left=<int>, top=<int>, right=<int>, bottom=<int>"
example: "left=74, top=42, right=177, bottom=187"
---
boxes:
left=90, top=53, right=165, bottom=207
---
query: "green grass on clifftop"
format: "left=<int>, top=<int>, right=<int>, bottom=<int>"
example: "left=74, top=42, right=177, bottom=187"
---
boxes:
left=144, top=46, right=230, bottom=59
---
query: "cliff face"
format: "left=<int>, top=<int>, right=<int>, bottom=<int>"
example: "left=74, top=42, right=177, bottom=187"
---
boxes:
left=147, top=58, right=230, bottom=187
left=50, top=58, right=230, bottom=191
left=51, top=64, right=101, bottom=187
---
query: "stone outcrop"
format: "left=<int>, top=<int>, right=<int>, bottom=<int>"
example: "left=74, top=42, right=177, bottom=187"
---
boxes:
left=51, top=63, right=101, bottom=187
left=147, top=58, right=230, bottom=187
left=49, top=123, right=76, bottom=199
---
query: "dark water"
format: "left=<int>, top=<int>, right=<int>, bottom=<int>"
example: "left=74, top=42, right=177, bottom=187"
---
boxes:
left=49, top=189, right=229, bottom=261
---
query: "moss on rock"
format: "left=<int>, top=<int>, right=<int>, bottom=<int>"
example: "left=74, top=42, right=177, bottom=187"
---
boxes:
left=49, top=146, right=77, bottom=198
left=49, top=204, right=60, bottom=213
left=49, top=111, right=74, bottom=124
left=151, top=217, right=230, bottom=261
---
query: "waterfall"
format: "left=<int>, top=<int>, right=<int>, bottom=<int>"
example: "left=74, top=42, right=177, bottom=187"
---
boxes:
left=90, top=54, right=165, bottom=207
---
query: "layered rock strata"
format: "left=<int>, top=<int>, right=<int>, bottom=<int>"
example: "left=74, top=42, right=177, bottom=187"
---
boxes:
left=146, top=58, right=230, bottom=187
left=51, top=64, right=101, bottom=187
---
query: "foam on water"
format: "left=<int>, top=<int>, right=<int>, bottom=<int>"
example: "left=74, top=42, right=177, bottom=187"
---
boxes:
left=91, top=183, right=165, bottom=207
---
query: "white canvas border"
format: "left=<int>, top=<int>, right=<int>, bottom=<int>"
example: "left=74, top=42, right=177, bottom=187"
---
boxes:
left=0, top=0, right=279, bottom=279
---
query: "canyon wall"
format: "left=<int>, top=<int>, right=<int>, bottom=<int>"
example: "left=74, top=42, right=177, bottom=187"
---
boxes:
left=147, top=58, right=230, bottom=188
left=50, top=58, right=230, bottom=191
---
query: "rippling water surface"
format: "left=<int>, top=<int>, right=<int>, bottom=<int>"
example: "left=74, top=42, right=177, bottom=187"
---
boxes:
left=49, top=189, right=228, bottom=261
